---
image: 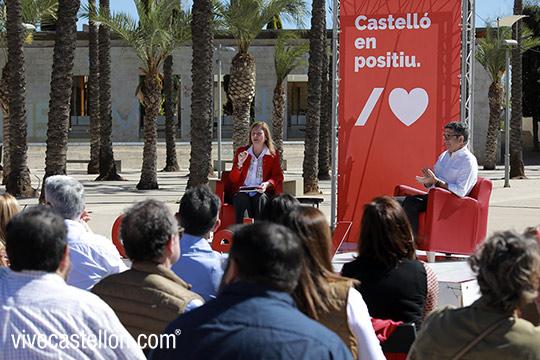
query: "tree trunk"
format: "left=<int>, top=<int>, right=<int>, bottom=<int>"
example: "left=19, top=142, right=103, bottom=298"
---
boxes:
left=511, top=0, right=525, bottom=178
left=88, top=0, right=100, bottom=174
left=0, top=63, right=11, bottom=184
left=484, top=82, right=503, bottom=170
left=272, top=82, right=286, bottom=170
left=43, top=0, right=80, bottom=195
left=318, top=35, right=331, bottom=180
left=229, top=52, right=256, bottom=151
left=533, top=115, right=539, bottom=152
left=137, top=75, right=160, bottom=190
left=162, top=54, right=180, bottom=172
left=5, top=0, right=34, bottom=197
left=187, top=0, right=214, bottom=188
left=303, top=0, right=325, bottom=193
left=97, top=0, right=122, bottom=181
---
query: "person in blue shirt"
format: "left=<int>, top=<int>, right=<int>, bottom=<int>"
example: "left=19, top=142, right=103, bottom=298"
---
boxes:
left=151, top=222, right=353, bottom=360
left=171, top=185, right=225, bottom=301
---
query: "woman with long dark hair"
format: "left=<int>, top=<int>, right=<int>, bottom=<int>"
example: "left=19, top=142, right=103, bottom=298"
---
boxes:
left=341, top=196, right=438, bottom=328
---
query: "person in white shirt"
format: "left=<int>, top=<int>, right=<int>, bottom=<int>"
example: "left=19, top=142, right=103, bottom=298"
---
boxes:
left=396, top=121, right=478, bottom=234
left=0, top=206, right=145, bottom=359
left=44, top=175, right=127, bottom=290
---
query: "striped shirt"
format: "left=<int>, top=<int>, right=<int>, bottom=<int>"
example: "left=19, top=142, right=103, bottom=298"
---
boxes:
left=0, top=270, right=145, bottom=359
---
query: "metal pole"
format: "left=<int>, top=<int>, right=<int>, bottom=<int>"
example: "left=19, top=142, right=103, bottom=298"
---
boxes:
left=217, top=45, right=222, bottom=179
left=330, top=0, right=340, bottom=229
left=504, top=47, right=510, bottom=188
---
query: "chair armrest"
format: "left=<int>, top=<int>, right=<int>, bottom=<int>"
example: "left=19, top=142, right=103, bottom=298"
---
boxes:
left=427, top=187, right=479, bottom=215
left=394, top=185, right=426, bottom=197
left=215, top=180, right=225, bottom=204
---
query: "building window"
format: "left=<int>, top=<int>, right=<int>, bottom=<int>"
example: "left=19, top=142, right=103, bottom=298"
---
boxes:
left=69, top=76, right=89, bottom=138
left=287, top=74, right=308, bottom=139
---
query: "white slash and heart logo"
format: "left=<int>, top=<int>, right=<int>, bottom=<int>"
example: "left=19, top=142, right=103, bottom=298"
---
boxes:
left=355, top=87, right=429, bottom=127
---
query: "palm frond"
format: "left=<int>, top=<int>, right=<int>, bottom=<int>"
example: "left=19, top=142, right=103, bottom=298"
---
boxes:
left=216, top=0, right=307, bottom=52
left=274, top=31, right=308, bottom=83
left=476, top=23, right=540, bottom=83
left=85, top=0, right=191, bottom=78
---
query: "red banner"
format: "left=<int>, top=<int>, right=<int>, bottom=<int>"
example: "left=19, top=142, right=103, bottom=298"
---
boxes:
left=338, top=0, right=462, bottom=242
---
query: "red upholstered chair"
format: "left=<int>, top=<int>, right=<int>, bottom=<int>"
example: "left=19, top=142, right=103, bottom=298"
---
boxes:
left=214, top=171, right=283, bottom=231
left=111, top=215, right=127, bottom=259
left=394, top=177, right=492, bottom=262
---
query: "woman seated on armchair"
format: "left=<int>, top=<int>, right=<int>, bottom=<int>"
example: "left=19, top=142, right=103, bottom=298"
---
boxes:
left=229, top=121, right=283, bottom=224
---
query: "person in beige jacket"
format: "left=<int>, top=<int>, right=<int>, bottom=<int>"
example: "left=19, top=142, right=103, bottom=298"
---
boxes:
left=92, top=199, right=203, bottom=349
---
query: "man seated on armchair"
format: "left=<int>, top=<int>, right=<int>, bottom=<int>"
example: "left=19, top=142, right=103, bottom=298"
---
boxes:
left=396, top=121, right=478, bottom=235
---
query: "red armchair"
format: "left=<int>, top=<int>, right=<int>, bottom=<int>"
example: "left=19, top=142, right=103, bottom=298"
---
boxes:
left=394, top=177, right=492, bottom=261
left=214, top=171, right=283, bottom=231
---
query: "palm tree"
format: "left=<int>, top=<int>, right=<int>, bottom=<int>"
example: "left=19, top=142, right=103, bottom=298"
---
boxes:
left=215, top=0, right=307, bottom=151
left=96, top=0, right=122, bottom=181
left=186, top=0, right=214, bottom=188
left=162, top=54, right=180, bottom=172
left=43, top=0, right=80, bottom=192
left=87, top=0, right=100, bottom=174
left=476, top=24, right=540, bottom=170
left=5, top=0, right=34, bottom=196
left=93, top=0, right=191, bottom=189
left=476, top=26, right=509, bottom=170
left=272, top=32, right=308, bottom=169
left=0, top=0, right=57, bottom=185
left=318, top=27, right=330, bottom=180
left=511, top=0, right=525, bottom=178
left=522, top=5, right=540, bottom=152
left=303, top=0, right=325, bottom=193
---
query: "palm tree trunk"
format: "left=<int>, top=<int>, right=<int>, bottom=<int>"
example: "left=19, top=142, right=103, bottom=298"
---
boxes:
left=484, top=82, right=503, bottom=170
left=0, top=63, right=11, bottom=184
left=533, top=116, right=539, bottom=152
left=5, top=0, right=34, bottom=197
left=88, top=0, right=100, bottom=174
left=187, top=0, right=214, bottom=188
left=318, top=37, right=331, bottom=180
left=303, top=0, right=325, bottom=193
left=229, top=52, right=256, bottom=151
left=97, top=0, right=122, bottom=181
left=272, top=82, right=285, bottom=169
left=137, top=76, right=160, bottom=190
left=511, top=0, right=525, bottom=178
left=44, top=0, right=80, bottom=193
left=162, top=54, right=180, bottom=172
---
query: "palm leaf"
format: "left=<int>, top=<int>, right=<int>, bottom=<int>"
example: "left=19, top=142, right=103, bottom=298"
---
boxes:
left=274, top=31, right=308, bottom=83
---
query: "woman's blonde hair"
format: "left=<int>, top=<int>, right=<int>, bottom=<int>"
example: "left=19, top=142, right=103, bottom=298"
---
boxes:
left=0, top=193, right=21, bottom=267
left=248, top=122, right=276, bottom=156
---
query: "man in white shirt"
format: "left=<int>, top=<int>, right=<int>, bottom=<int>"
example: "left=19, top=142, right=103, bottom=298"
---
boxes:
left=397, top=121, right=478, bottom=234
left=44, top=175, right=127, bottom=290
left=0, top=206, right=145, bottom=359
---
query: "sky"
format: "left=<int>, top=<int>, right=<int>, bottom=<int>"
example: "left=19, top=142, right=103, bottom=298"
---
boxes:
left=77, top=0, right=517, bottom=30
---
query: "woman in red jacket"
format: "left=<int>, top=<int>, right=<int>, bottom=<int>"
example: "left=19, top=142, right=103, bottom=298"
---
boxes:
left=229, top=122, right=283, bottom=224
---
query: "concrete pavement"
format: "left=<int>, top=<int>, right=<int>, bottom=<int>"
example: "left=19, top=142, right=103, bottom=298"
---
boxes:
left=12, top=162, right=540, bottom=242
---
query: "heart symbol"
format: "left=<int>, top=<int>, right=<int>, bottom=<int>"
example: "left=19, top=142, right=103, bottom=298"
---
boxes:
left=388, top=88, right=429, bottom=126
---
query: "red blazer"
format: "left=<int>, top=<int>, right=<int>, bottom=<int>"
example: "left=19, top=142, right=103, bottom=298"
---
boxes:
left=228, top=146, right=284, bottom=199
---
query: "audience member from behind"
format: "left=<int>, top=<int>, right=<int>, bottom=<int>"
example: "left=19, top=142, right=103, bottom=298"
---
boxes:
left=152, top=222, right=353, bottom=360
left=172, top=185, right=224, bottom=301
left=341, top=196, right=438, bottom=328
left=260, top=193, right=300, bottom=224
left=408, top=230, right=540, bottom=360
left=44, top=175, right=127, bottom=290
left=0, top=193, right=20, bottom=267
left=0, top=207, right=145, bottom=359
left=92, top=199, right=203, bottom=348
left=284, top=207, right=385, bottom=360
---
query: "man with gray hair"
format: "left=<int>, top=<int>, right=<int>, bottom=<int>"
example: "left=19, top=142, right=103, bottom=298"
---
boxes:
left=44, top=175, right=127, bottom=290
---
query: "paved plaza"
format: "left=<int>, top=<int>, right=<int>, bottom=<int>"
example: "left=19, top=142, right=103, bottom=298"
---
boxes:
left=14, top=158, right=540, bottom=242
